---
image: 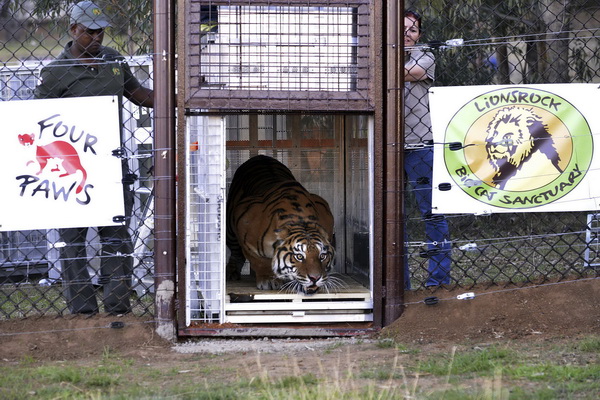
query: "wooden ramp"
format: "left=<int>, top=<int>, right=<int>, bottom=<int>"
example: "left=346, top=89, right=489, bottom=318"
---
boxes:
left=224, top=275, right=373, bottom=324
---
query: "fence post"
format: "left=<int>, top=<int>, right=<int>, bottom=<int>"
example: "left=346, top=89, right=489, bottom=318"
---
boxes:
left=153, top=0, right=177, bottom=341
left=381, top=0, right=405, bottom=325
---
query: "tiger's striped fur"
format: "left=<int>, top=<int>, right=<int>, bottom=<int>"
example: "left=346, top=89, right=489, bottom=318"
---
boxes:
left=226, top=155, right=335, bottom=294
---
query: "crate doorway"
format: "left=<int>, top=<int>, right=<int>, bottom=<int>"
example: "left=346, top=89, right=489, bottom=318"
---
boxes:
left=183, top=113, right=374, bottom=330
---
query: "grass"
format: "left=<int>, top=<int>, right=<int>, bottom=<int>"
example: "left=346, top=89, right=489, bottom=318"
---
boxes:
left=419, top=345, right=515, bottom=376
left=0, top=284, right=65, bottom=318
left=8, top=336, right=593, bottom=399
left=578, top=336, right=600, bottom=352
left=0, top=283, right=154, bottom=318
left=1, top=26, right=148, bottom=64
left=358, top=338, right=600, bottom=400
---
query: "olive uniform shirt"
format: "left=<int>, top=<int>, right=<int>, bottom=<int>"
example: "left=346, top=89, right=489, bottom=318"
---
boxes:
left=34, top=42, right=143, bottom=100
left=404, top=48, right=435, bottom=145
left=34, top=41, right=141, bottom=189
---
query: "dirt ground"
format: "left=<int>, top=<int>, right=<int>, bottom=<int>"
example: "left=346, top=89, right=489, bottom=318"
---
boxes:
left=1, top=278, right=598, bottom=378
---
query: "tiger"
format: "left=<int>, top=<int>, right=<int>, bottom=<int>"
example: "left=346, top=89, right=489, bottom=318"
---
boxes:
left=226, top=155, right=337, bottom=294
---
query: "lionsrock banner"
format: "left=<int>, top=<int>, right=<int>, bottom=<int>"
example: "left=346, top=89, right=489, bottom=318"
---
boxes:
left=0, top=96, right=125, bottom=231
left=430, top=84, right=600, bottom=214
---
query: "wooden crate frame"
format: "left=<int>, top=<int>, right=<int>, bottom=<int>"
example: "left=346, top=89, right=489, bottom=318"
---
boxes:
left=182, top=0, right=374, bottom=111
left=224, top=276, right=373, bottom=323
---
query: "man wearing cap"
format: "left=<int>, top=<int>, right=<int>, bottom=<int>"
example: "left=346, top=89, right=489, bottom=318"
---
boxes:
left=34, top=1, right=153, bottom=315
left=35, top=1, right=153, bottom=104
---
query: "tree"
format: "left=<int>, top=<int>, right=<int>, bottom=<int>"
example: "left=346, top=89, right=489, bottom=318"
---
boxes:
left=411, top=0, right=585, bottom=86
left=8, top=0, right=153, bottom=56
left=538, top=0, right=571, bottom=83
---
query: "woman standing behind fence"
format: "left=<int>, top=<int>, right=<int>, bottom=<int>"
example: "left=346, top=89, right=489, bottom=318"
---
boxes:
left=403, top=10, right=452, bottom=289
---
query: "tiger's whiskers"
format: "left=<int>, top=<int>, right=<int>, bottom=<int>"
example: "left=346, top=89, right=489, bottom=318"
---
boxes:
left=276, top=273, right=348, bottom=295
left=280, top=279, right=303, bottom=294
left=325, top=274, right=347, bottom=292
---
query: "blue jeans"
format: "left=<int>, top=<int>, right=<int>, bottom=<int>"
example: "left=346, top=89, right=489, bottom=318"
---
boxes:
left=404, top=147, right=452, bottom=288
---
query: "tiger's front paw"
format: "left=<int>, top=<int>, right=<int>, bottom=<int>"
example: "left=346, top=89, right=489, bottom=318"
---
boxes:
left=226, top=265, right=241, bottom=281
left=225, top=257, right=244, bottom=281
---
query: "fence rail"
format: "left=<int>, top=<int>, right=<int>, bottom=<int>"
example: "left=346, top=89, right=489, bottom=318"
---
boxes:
left=2, top=0, right=600, bottom=321
left=1, top=1, right=155, bottom=318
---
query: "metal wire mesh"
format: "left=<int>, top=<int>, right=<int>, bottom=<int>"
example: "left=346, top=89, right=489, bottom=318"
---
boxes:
left=3, top=0, right=600, bottom=322
left=1, top=1, right=154, bottom=318
left=404, top=0, right=600, bottom=290
left=184, top=113, right=372, bottom=325
left=184, top=0, right=372, bottom=111
left=186, top=115, right=226, bottom=324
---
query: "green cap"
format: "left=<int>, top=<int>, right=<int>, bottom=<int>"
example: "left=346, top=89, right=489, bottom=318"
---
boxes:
left=70, top=1, right=111, bottom=29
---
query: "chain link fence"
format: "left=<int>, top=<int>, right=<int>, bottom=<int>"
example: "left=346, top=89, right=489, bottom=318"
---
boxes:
left=405, top=0, right=600, bottom=290
left=1, top=0, right=599, bottom=320
left=1, top=1, right=154, bottom=318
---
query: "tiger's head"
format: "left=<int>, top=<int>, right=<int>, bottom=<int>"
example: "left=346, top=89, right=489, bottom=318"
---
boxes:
left=271, top=224, right=336, bottom=294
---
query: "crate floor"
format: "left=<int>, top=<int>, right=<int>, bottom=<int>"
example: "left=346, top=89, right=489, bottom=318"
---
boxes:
left=224, top=274, right=373, bottom=324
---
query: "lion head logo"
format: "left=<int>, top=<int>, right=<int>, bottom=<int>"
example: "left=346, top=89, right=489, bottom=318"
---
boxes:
left=485, top=106, right=563, bottom=190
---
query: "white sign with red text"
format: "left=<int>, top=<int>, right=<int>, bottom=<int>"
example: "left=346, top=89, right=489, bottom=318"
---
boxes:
left=0, top=96, right=125, bottom=231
